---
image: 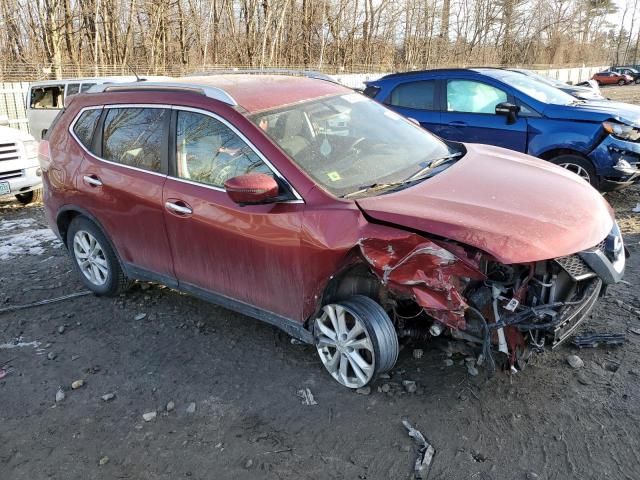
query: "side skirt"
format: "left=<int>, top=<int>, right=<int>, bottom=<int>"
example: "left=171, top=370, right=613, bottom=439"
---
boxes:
left=122, top=262, right=314, bottom=344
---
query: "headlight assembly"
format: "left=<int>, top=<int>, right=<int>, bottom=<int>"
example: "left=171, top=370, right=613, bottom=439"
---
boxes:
left=603, top=121, right=640, bottom=141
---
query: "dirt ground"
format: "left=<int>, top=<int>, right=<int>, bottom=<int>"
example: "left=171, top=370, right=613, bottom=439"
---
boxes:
left=2, top=87, right=640, bottom=480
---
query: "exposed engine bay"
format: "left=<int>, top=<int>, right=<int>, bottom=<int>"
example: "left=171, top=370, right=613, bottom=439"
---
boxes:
left=357, top=225, right=626, bottom=374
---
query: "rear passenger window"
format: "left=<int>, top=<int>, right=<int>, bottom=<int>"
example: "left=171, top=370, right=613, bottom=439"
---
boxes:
left=175, top=111, right=271, bottom=187
left=73, top=109, right=101, bottom=150
left=67, top=83, right=80, bottom=96
left=80, top=83, right=96, bottom=93
left=388, top=81, right=436, bottom=110
left=102, top=108, right=167, bottom=173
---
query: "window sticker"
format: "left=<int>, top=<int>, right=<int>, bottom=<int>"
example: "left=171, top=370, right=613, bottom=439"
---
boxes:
left=327, top=171, right=341, bottom=181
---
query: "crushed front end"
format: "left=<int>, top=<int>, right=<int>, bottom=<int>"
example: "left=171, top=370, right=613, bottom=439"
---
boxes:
left=360, top=223, right=626, bottom=373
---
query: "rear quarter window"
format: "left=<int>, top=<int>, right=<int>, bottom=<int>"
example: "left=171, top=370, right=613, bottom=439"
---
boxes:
left=363, top=85, right=381, bottom=98
left=388, top=81, right=436, bottom=110
left=72, top=108, right=102, bottom=151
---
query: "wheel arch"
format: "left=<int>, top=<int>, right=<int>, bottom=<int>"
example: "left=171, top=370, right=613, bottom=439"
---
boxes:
left=538, top=148, right=592, bottom=163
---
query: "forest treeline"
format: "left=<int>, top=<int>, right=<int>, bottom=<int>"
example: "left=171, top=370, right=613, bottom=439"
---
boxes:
left=0, top=0, right=638, bottom=79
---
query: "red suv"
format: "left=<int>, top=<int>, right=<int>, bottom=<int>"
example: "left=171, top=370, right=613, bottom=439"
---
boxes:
left=41, top=75, right=626, bottom=389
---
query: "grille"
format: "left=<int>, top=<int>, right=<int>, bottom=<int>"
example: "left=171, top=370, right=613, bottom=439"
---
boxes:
left=555, top=254, right=594, bottom=280
left=0, top=169, right=22, bottom=180
left=0, top=142, right=19, bottom=162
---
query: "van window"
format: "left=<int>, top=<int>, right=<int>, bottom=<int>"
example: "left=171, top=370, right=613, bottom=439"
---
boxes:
left=80, top=83, right=96, bottom=93
left=67, top=83, right=80, bottom=96
left=102, top=108, right=168, bottom=173
left=388, top=81, right=436, bottom=110
left=72, top=109, right=102, bottom=151
left=30, top=85, right=65, bottom=109
left=175, top=110, right=271, bottom=187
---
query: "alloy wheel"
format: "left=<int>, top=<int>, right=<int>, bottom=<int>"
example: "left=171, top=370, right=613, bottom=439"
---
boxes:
left=558, top=163, right=591, bottom=183
left=73, top=230, right=109, bottom=286
left=314, top=303, right=375, bottom=388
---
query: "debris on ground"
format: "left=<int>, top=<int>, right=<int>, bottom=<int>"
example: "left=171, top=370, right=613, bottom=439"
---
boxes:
left=99, top=456, right=109, bottom=466
left=566, top=355, right=584, bottom=369
left=55, top=387, right=65, bottom=403
left=572, top=333, right=626, bottom=348
left=403, top=380, right=417, bottom=393
left=0, top=368, right=7, bottom=379
left=101, top=393, right=115, bottom=402
left=142, top=411, right=157, bottom=422
left=0, top=291, right=92, bottom=314
left=47, top=352, right=57, bottom=360
left=413, top=349, right=424, bottom=359
left=134, top=313, right=147, bottom=321
left=186, top=402, right=196, bottom=413
left=402, top=419, right=435, bottom=479
left=57, top=325, right=65, bottom=334
left=166, top=401, right=175, bottom=412
left=380, top=383, right=391, bottom=393
left=71, top=379, right=84, bottom=389
left=444, top=359, right=454, bottom=367
left=297, top=388, right=318, bottom=406
left=356, top=386, right=371, bottom=395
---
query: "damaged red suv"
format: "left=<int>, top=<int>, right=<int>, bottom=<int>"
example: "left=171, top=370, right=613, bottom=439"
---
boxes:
left=41, top=75, right=626, bottom=389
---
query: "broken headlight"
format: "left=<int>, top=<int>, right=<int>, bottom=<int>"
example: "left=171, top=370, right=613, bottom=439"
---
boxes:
left=603, top=121, right=640, bottom=142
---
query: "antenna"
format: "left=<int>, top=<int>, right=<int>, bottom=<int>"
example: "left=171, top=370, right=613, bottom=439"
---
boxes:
left=126, top=63, right=142, bottom=82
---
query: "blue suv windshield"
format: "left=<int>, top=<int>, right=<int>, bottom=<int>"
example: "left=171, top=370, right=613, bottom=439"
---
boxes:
left=496, top=71, right=577, bottom=105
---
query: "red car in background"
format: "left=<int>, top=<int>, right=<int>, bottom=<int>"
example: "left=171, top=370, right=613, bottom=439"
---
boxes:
left=592, top=71, right=633, bottom=85
left=40, top=75, right=626, bottom=389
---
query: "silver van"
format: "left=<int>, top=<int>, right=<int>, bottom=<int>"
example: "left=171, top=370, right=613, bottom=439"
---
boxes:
left=26, top=77, right=162, bottom=139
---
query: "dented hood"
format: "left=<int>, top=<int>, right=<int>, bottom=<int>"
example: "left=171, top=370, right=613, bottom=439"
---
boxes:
left=356, top=143, right=614, bottom=264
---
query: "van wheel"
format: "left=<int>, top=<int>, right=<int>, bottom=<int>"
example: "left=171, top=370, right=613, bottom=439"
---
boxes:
left=550, top=155, right=598, bottom=189
left=15, top=188, right=43, bottom=205
left=67, top=216, right=130, bottom=296
left=314, top=295, right=398, bottom=389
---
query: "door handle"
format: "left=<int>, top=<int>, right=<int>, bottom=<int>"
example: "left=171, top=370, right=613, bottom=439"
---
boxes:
left=447, top=121, right=467, bottom=127
left=83, top=175, right=103, bottom=187
left=165, top=201, right=193, bottom=215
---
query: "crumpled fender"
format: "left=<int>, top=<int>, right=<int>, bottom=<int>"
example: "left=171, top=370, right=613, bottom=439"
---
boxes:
left=359, top=234, right=485, bottom=329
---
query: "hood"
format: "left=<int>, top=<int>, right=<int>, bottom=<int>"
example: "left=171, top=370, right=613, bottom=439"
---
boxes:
left=356, top=144, right=613, bottom=264
left=0, top=125, right=36, bottom=143
left=543, top=100, right=640, bottom=127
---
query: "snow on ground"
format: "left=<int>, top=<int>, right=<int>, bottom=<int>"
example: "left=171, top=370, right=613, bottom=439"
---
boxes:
left=0, top=218, right=61, bottom=260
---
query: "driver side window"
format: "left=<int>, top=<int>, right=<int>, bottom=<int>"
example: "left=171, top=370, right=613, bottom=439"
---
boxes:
left=446, top=80, right=507, bottom=114
left=175, top=111, right=272, bottom=188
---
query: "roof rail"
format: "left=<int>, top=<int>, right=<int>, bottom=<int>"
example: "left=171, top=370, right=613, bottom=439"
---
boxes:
left=86, top=82, right=237, bottom=106
left=186, top=68, right=338, bottom=84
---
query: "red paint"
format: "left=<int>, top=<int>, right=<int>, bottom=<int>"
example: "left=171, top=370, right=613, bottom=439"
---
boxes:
left=44, top=81, right=615, bottom=329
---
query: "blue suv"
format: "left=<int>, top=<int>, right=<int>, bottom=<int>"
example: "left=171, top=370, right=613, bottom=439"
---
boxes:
left=364, top=68, right=640, bottom=191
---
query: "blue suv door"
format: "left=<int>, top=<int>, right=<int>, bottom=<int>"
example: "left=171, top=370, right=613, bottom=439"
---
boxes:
left=439, top=78, right=528, bottom=152
left=381, top=79, right=441, bottom=133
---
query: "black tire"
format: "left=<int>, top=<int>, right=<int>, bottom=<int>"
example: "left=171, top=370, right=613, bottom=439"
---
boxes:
left=67, top=216, right=130, bottom=296
left=549, top=154, right=598, bottom=189
left=635, top=78, right=640, bottom=84
left=15, top=188, right=43, bottom=205
left=618, top=79, right=625, bottom=86
left=313, top=295, right=398, bottom=388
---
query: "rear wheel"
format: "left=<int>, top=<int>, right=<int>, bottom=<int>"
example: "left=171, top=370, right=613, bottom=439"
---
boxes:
left=314, top=295, right=398, bottom=389
left=635, top=78, right=640, bottom=84
left=550, top=154, right=598, bottom=189
left=15, top=188, right=43, bottom=205
left=67, top=216, right=130, bottom=296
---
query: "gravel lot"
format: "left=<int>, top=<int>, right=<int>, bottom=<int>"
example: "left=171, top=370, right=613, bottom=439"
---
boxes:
left=1, top=85, right=640, bottom=480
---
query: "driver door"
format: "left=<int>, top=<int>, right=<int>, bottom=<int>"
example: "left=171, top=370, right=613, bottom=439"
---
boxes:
left=439, top=79, right=528, bottom=152
left=162, top=107, right=307, bottom=320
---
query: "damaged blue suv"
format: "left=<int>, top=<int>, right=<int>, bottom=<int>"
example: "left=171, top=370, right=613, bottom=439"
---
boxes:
left=364, top=68, right=640, bottom=191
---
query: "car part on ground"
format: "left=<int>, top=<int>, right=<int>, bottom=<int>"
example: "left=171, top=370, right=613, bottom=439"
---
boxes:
left=572, top=332, right=626, bottom=348
left=41, top=75, right=627, bottom=390
left=364, top=68, right=640, bottom=192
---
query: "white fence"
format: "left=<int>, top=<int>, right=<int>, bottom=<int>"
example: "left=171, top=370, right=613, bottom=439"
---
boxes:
left=331, top=65, right=610, bottom=90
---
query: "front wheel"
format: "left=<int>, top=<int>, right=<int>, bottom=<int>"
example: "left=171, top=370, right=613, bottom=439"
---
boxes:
left=67, top=216, right=130, bottom=296
left=618, top=79, right=626, bottom=86
left=314, top=295, right=398, bottom=389
left=15, top=188, right=43, bottom=205
left=550, top=154, right=598, bottom=189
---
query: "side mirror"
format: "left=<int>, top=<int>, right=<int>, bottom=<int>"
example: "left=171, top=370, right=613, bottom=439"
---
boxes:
left=224, top=173, right=280, bottom=205
left=0, top=115, right=9, bottom=126
left=495, top=102, right=521, bottom=124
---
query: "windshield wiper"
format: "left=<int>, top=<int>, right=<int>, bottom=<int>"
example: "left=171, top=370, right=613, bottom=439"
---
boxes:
left=404, top=152, right=463, bottom=182
left=342, top=181, right=407, bottom=199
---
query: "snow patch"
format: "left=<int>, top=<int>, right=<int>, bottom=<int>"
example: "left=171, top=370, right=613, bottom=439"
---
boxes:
left=0, top=220, right=61, bottom=260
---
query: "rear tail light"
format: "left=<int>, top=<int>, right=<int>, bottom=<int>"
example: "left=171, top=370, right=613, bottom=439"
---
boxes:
left=38, top=140, right=52, bottom=172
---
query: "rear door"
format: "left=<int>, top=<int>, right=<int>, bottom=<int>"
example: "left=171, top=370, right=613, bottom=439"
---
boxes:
left=162, top=107, right=306, bottom=320
left=439, top=78, right=528, bottom=152
left=383, top=80, right=442, bottom=133
left=73, top=105, right=176, bottom=283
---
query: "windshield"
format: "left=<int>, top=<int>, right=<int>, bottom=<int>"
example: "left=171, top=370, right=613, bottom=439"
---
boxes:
left=251, top=93, right=459, bottom=197
left=499, top=72, right=576, bottom=105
